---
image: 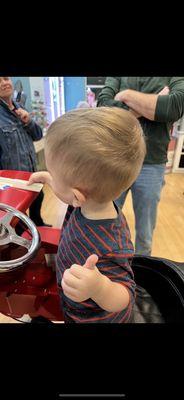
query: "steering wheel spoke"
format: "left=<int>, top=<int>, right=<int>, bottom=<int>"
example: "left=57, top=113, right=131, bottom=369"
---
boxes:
left=0, top=203, right=40, bottom=272
left=10, top=234, right=32, bottom=250
left=0, top=211, right=14, bottom=226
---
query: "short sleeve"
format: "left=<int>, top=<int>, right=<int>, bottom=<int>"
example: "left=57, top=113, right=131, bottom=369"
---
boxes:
left=97, top=251, right=136, bottom=308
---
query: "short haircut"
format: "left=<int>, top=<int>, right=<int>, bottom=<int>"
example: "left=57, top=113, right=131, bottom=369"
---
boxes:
left=45, top=107, right=146, bottom=203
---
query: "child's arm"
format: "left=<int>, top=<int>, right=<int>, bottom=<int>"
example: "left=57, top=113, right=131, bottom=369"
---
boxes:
left=91, top=274, right=130, bottom=312
left=27, top=171, right=53, bottom=187
left=62, top=254, right=132, bottom=313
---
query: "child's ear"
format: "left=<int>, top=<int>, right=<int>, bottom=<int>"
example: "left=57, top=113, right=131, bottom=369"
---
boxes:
left=72, top=188, right=87, bottom=207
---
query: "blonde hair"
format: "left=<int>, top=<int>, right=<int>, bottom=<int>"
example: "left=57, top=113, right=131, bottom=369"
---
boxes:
left=45, top=107, right=146, bottom=203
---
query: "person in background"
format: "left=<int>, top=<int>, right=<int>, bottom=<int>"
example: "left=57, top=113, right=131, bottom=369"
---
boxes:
left=97, top=77, right=184, bottom=255
left=77, top=101, right=90, bottom=108
left=87, top=88, right=96, bottom=108
left=0, top=76, right=51, bottom=227
left=14, top=79, right=27, bottom=107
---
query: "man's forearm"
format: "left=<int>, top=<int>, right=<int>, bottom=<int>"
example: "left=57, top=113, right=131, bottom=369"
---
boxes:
left=92, top=274, right=130, bottom=312
left=116, top=90, right=158, bottom=120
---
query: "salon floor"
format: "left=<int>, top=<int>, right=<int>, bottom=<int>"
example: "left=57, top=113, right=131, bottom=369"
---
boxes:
left=1, top=172, right=184, bottom=322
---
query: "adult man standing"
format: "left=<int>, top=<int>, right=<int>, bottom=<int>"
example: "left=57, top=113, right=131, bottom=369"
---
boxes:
left=97, top=77, right=184, bottom=255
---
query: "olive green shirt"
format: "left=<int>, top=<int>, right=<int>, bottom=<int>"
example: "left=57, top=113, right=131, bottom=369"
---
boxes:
left=97, top=77, right=184, bottom=164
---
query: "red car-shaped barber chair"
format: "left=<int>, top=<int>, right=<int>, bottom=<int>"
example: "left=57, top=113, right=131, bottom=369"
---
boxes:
left=0, top=170, right=184, bottom=324
left=0, top=170, right=64, bottom=322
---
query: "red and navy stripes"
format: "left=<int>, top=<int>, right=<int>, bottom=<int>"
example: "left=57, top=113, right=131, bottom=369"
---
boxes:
left=56, top=203, right=136, bottom=323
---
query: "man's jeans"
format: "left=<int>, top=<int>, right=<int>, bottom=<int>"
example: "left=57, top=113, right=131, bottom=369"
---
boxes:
left=115, top=164, right=166, bottom=256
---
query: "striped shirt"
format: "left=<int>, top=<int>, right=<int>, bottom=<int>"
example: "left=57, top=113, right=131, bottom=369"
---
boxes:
left=56, top=203, right=136, bottom=323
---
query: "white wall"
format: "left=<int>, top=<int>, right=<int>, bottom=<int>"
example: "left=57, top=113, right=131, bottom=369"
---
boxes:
left=29, top=77, right=45, bottom=101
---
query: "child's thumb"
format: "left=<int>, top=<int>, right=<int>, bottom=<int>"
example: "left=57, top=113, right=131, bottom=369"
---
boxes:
left=83, top=254, right=99, bottom=270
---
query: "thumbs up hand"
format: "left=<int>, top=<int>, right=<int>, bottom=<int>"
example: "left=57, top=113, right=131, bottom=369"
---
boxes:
left=61, top=254, right=105, bottom=303
left=83, top=254, right=99, bottom=270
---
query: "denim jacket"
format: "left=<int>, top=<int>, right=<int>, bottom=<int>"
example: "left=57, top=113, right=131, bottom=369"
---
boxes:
left=0, top=99, right=43, bottom=171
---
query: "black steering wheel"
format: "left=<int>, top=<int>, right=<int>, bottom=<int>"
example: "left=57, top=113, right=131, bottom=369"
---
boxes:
left=0, top=203, right=40, bottom=273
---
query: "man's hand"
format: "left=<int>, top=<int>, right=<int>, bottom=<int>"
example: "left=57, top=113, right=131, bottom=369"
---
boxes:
left=115, top=86, right=170, bottom=102
left=115, top=90, right=142, bottom=118
left=27, top=171, right=52, bottom=186
left=114, top=89, right=129, bottom=102
left=129, top=109, right=142, bottom=118
left=158, top=86, right=170, bottom=96
left=114, top=86, right=170, bottom=120
left=61, top=254, right=106, bottom=303
left=15, top=108, right=31, bottom=124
